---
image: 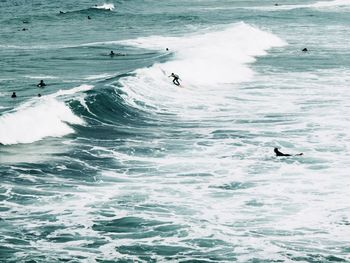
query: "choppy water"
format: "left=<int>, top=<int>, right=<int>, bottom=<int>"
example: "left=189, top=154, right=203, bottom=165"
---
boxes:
left=1, top=0, right=350, bottom=262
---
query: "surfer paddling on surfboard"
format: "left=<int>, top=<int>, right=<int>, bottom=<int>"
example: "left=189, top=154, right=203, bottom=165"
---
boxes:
left=274, top=148, right=303, bottom=157
left=169, top=73, right=181, bottom=86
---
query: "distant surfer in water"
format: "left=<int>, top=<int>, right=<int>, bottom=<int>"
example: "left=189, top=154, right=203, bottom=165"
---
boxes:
left=109, top=51, right=125, bottom=57
left=37, top=80, right=46, bottom=88
left=169, top=73, right=180, bottom=86
left=274, top=148, right=303, bottom=157
left=88, top=16, right=91, bottom=20
left=11, top=92, right=17, bottom=98
left=302, top=48, right=308, bottom=52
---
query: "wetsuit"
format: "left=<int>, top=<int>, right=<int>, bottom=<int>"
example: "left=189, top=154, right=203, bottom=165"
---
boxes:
left=274, top=148, right=303, bottom=157
left=171, top=74, right=180, bottom=86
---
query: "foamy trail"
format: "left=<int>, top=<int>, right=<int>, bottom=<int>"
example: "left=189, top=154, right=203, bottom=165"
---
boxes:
left=0, top=85, right=93, bottom=145
left=24, top=75, right=59, bottom=80
left=93, top=3, right=115, bottom=10
left=251, top=0, right=350, bottom=11
left=84, top=73, right=113, bottom=80
left=50, top=84, right=93, bottom=98
left=311, top=0, right=350, bottom=7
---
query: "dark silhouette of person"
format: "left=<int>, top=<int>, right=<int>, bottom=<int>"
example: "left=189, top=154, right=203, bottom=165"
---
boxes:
left=59, top=11, right=65, bottom=14
left=11, top=92, right=17, bottom=98
left=166, top=48, right=169, bottom=51
left=37, top=80, right=46, bottom=88
left=88, top=16, right=91, bottom=20
left=110, top=51, right=125, bottom=57
left=274, top=148, right=303, bottom=157
left=38, top=93, right=42, bottom=97
left=22, top=28, right=28, bottom=31
left=169, top=73, right=180, bottom=86
left=302, top=48, right=308, bottom=52
left=274, top=3, right=279, bottom=6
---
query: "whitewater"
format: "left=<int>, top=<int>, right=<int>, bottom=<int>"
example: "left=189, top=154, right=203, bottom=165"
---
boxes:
left=0, top=0, right=349, bottom=262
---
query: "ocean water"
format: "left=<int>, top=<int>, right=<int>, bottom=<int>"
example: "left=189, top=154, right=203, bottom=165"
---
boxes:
left=1, top=0, right=350, bottom=262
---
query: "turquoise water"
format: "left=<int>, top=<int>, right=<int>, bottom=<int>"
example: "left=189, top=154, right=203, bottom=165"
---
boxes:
left=1, top=0, right=350, bottom=262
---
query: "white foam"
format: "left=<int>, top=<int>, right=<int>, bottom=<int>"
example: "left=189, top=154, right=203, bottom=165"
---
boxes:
left=93, top=3, right=115, bottom=10
left=24, top=75, right=59, bottom=80
left=311, top=0, right=350, bottom=7
left=252, top=0, right=350, bottom=11
left=120, top=23, right=285, bottom=87
left=84, top=73, right=113, bottom=80
left=0, top=85, right=93, bottom=145
left=116, top=23, right=286, bottom=115
left=50, top=84, right=93, bottom=98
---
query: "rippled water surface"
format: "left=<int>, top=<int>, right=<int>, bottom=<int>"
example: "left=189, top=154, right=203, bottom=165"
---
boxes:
left=1, top=0, right=350, bottom=262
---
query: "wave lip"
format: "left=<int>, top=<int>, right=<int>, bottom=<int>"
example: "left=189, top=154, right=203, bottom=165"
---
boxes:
left=0, top=85, right=92, bottom=145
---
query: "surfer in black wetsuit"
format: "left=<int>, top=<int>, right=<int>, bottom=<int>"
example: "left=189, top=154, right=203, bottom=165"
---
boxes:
left=302, top=48, right=308, bottom=52
left=274, top=148, right=303, bottom=157
left=87, top=16, right=91, bottom=20
left=37, top=80, right=46, bottom=88
left=169, top=73, right=180, bottom=86
left=11, top=92, right=17, bottom=98
left=109, top=51, right=125, bottom=56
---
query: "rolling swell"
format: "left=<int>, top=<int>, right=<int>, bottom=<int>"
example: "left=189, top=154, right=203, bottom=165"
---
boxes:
left=75, top=85, right=156, bottom=129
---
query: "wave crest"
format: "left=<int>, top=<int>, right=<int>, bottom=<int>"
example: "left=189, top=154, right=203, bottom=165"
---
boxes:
left=0, top=85, right=92, bottom=145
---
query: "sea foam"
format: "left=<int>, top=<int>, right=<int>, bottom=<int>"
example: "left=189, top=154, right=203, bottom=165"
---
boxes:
left=93, top=3, right=115, bottom=10
left=0, top=85, right=92, bottom=145
left=115, top=23, right=286, bottom=115
left=120, top=22, right=286, bottom=87
left=258, top=0, right=350, bottom=11
left=311, top=0, right=350, bottom=7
